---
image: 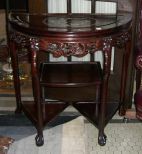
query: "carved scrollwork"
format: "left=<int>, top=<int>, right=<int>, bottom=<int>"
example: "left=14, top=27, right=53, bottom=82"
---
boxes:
left=10, top=30, right=131, bottom=59
left=103, top=37, right=112, bottom=52
left=30, top=37, right=39, bottom=51
left=114, top=32, right=131, bottom=48
left=135, top=55, right=142, bottom=70
left=39, top=39, right=105, bottom=57
left=10, top=32, right=28, bottom=46
left=10, top=32, right=30, bottom=60
left=86, top=40, right=103, bottom=53
left=44, top=42, right=87, bottom=57
left=102, top=37, right=113, bottom=75
left=29, top=37, right=40, bottom=73
left=40, top=40, right=88, bottom=57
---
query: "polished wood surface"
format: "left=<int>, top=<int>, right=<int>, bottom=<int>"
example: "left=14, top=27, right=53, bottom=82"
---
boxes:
left=9, top=11, right=132, bottom=146
left=9, top=12, right=131, bottom=35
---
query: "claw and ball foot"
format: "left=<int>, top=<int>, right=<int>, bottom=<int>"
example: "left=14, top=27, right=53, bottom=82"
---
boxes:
left=35, top=135, right=44, bottom=146
left=98, top=134, right=107, bottom=146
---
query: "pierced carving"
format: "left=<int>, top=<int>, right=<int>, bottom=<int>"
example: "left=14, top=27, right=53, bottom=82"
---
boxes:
left=39, top=39, right=105, bottom=57
left=10, top=31, right=131, bottom=59
left=41, top=42, right=88, bottom=57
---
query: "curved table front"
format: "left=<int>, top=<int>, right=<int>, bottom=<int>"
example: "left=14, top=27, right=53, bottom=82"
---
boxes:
left=9, top=12, right=132, bottom=146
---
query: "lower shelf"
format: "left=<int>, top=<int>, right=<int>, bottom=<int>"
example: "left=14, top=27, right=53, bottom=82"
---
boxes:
left=22, top=101, right=68, bottom=127
left=21, top=101, right=120, bottom=129
left=73, top=102, right=120, bottom=127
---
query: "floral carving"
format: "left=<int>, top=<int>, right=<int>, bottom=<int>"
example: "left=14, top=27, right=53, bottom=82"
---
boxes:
left=115, top=32, right=131, bottom=48
left=10, top=31, right=131, bottom=59
left=10, top=32, right=28, bottom=46
left=102, top=37, right=113, bottom=75
left=39, top=39, right=105, bottom=57
left=135, top=55, right=142, bottom=70
left=103, top=37, right=112, bottom=52
left=10, top=32, right=30, bottom=60
left=42, top=42, right=88, bottom=57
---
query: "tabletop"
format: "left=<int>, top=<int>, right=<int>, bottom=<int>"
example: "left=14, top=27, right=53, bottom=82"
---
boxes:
left=9, top=12, right=132, bottom=37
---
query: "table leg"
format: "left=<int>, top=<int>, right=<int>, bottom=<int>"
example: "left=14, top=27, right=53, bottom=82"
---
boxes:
left=98, top=79, right=108, bottom=146
left=30, top=40, right=44, bottom=146
left=98, top=44, right=112, bottom=146
left=119, top=40, right=131, bottom=116
left=10, top=41, right=22, bottom=113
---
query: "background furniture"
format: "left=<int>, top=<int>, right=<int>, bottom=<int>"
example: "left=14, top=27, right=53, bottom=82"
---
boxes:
left=9, top=0, right=132, bottom=146
left=134, top=0, right=142, bottom=120
left=0, top=0, right=30, bottom=97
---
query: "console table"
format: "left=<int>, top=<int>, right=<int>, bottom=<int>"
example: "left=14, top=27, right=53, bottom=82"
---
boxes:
left=9, top=12, right=132, bottom=146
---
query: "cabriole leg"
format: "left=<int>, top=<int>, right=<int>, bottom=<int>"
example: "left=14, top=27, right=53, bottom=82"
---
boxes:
left=10, top=41, right=22, bottom=113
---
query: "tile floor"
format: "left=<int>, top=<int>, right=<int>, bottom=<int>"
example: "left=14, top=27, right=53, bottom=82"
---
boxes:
left=0, top=100, right=142, bottom=154
left=5, top=117, right=142, bottom=154
left=0, top=111, right=141, bottom=154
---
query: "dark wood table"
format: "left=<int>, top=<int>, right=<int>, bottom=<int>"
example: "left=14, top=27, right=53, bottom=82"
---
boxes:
left=9, top=12, right=132, bottom=146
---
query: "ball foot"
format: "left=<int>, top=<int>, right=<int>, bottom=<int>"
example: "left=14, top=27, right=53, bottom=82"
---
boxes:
left=98, top=134, right=107, bottom=146
left=35, top=135, right=44, bottom=146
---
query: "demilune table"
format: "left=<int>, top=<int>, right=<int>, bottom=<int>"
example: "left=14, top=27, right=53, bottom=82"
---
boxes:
left=8, top=12, right=132, bottom=146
